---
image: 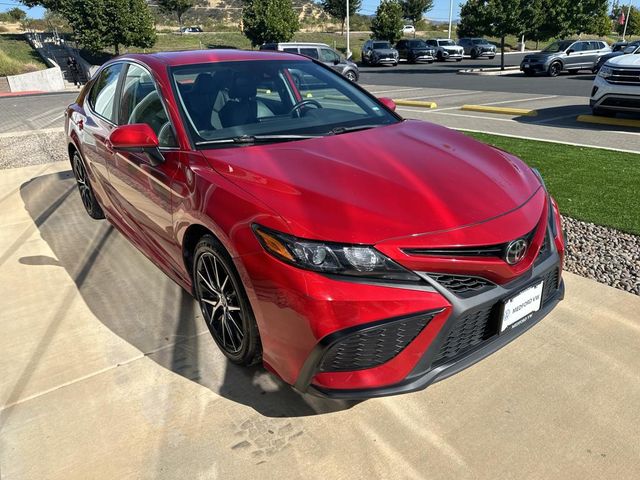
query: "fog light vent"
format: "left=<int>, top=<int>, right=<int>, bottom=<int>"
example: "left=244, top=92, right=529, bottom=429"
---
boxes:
left=318, top=312, right=437, bottom=372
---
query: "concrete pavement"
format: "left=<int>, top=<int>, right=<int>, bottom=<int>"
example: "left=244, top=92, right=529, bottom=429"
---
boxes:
left=1, top=161, right=640, bottom=479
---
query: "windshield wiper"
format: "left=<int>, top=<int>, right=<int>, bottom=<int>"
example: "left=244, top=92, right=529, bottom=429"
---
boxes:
left=196, top=134, right=323, bottom=146
left=328, top=125, right=381, bottom=135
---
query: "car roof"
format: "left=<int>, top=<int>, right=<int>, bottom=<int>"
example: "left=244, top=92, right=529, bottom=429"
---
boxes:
left=111, top=49, right=308, bottom=68
left=269, top=42, right=329, bottom=48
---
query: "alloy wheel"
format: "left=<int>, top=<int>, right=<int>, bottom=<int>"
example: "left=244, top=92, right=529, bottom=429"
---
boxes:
left=345, top=70, right=357, bottom=82
left=195, top=251, right=245, bottom=355
left=72, top=152, right=104, bottom=219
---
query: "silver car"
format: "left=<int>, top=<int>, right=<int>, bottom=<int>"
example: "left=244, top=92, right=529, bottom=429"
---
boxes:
left=521, top=40, right=611, bottom=77
left=362, top=40, right=399, bottom=66
left=426, top=39, right=464, bottom=62
left=260, top=42, right=359, bottom=82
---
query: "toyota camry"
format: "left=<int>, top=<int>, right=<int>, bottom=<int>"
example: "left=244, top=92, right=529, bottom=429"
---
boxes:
left=65, top=50, right=565, bottom=399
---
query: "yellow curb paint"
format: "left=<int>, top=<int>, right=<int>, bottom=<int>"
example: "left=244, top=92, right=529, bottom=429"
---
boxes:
left=576, top=115, right=640, bottom=129
left=461, top=105, right=538, bottom=116
left=393, top=99, right=438, bottom=109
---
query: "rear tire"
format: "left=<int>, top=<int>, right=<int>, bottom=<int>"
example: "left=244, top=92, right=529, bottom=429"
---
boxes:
left=71, top=151, right=105, bottom=220
left=193, top=234, right=262, bottom=366
left=568, top=69, right=580, bottom=75
left=345, top=70, right=357, bottom=82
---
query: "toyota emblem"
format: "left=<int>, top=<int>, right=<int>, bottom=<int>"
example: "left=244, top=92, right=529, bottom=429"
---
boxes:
left=505, top=239, right=528, bottom=265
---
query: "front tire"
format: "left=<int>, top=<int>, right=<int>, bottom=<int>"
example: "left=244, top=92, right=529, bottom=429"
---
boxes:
left=548, top=61, right=562, bottom=77
left=523, top=68, right=536, bottom=76
left=568, top=69, right=580, bottom=75
left=71, top=151, right=104, bottom=220
left=193, top=235, right=261, bottom=366
left=471, top=49, right=479, bottom=59
left=344, top=70, right=357, bottom=82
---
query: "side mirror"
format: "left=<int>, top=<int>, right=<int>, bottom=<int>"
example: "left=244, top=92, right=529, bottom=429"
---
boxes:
left=566, top=49, right=574, bottom=55
left=334, top=59, right=340, bottom=65
left=109, top=124, right=164, bottom=166
left=378, top=97, right=397, bottom=112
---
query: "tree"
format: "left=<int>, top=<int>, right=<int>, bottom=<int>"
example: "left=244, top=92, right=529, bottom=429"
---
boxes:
left=321, top=0, right=362, bottom=35
left=371, top=0, right=403, bottom=43
left=457, top=0, right=527, bottom=70
left=7, top=7, right=27, bottom=21
left=401, top=0, right=433, bottom=26
left=157, top=0, right=193, bottom=33
left=242, top=0, right=299, bottom=47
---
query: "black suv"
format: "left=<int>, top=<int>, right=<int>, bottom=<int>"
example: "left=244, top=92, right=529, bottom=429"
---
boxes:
left=395, top=39, right=436, bottom=64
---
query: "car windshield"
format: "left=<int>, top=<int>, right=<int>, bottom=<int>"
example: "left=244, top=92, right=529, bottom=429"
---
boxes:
left=408, top=40, right=427, bottom=48
left=171, top=60, right=398, bottom=147
left=373, top=42, right=391, bottom=49
left=543, top=41, right=573, bottom=53
left=439, top=40, right=456, bottom=46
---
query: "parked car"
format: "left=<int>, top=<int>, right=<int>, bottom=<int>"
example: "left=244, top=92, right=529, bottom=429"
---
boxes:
left=260, top=42, right=359, bottom=81
left=593, top=41, right=640, bottom=73
left=395, top=39, right=436, bottom=64
left=65, top=49, right=565, bottom=399
left=520, top=40, right=611, bottom=77
left=425, top=38, right=464, bottom=62
left=402, top=25, right=416, bottom=35
left=591, top=54, right=640, bottom=116
left=180, top=26, right=203, bottom=34
left=362, top=40, right=399, bottom=66
left=611, top=41, right=632, bottom=52
left=458, top=38, right=496, bottom=59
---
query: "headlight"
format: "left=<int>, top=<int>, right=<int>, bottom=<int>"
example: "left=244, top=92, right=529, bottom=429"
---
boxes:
left=253, top=225, right=421, bottom=282
left=598, top=66, right=613, bottom=79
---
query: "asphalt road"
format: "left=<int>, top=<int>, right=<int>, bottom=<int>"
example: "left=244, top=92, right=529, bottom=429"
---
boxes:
left=359, top=53, right=597, bottom=97
left=0, top=92, right=77, bottom=134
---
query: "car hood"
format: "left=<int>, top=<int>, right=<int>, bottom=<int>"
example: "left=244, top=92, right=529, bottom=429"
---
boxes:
left=608, top=54, right=640, bottom=67
left=201, top=121, right=541, bottom=244
left=525, top=52, right=559, bottom=60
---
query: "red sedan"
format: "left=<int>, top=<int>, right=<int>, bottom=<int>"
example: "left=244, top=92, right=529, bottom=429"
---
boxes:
left=65, top=50, right=565, bottom=399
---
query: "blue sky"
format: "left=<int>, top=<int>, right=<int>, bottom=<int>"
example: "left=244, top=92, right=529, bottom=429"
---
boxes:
left=2, top=0, right=460, bottom=22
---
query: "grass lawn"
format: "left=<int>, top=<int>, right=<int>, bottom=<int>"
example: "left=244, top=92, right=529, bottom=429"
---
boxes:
left=0, top=33, right=47, bottom=76
left=465, top=132, right=640, bottom=236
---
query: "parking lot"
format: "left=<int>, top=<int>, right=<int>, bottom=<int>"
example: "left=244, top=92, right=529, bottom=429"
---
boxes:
left=1, top=55, right=640, bottom=479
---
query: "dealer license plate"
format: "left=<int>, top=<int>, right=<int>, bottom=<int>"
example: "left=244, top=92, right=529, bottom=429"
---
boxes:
left=501, top=281, right=543, bottom=332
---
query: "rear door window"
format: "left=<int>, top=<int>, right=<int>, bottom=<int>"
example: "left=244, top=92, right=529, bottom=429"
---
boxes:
left=283, top=47, right=298, bottom=54
left=299, top=48, right=319, bottom=59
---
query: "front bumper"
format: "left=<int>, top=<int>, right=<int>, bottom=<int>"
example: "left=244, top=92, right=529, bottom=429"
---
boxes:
left=441, top=50, right=463, bottom=59
left=295, top=235, right=564, bottom=399
left=521, top=61, right=550, bottom=72
left=590, top=74, right=640, bottom=113
left=374, top=57, right=398, bottom=65
left=410, top=52, right=436, bottom=62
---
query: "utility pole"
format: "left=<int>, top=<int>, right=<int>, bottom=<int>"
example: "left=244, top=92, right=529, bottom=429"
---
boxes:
left=346, top=0, right=351, bottom=58
left=622, top=3, right=631, bottom=41
left=448, top=0, right=454, bottom=39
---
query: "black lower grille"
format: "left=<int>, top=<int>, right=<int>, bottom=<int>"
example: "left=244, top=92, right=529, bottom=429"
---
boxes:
left=318, top=312, right=437, bottom=372
left=432, top=306, right=496, bottom=365
left=601, top=96, right=640, bottom=109
left=433, top=268, right=560, bottom=366
left=429, top=273, right=495, bottom=297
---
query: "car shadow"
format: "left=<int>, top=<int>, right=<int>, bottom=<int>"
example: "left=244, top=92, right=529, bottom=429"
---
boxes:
left=512, top=103, right=640, bottom=131
left=19, top=170, right=359, bottom=418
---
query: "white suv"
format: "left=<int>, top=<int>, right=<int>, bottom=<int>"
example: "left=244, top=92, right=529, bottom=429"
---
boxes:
left=591, top=54, right=640, bottom=116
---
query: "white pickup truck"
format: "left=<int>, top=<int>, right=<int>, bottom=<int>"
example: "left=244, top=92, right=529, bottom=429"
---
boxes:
left=591, top=54, right=640, bottom=116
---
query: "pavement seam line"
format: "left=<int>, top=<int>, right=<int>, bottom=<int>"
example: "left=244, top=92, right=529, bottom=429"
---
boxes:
left=0, top=331, right=210, bottom=413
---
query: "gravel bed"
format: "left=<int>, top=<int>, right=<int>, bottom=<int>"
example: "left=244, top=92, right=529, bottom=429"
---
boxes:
left=563, top=216, right=640, bottom=296
left=0, top=130, right=66, bottom=170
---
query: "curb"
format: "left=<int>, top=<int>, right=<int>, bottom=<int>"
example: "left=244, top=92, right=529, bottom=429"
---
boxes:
left=393, top=99, right=437, bottom=109
left=461, top=105, right=537, bottom=117
left=458, top=67, right=521, bottom=76
left=576, top=115, right=640, bottom=129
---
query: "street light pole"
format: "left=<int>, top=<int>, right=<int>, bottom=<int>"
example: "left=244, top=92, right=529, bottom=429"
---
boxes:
left=448, top=0, right=454, bottom=39
left=622, top=3, right=631, bottom=41
left=346, top=0, right=351, bottom=58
